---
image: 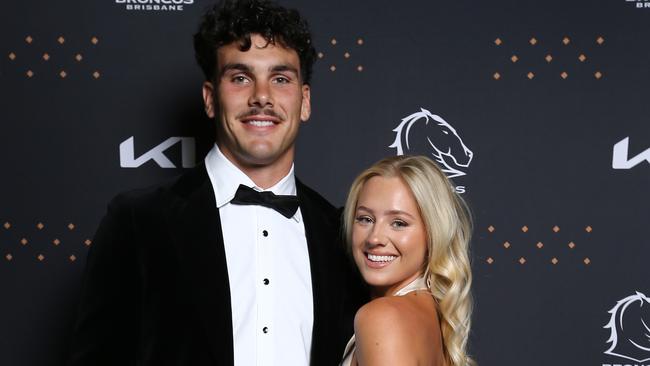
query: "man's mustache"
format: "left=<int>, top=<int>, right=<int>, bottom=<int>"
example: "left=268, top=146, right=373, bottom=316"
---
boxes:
left=237, top=108, right=284, bottom=121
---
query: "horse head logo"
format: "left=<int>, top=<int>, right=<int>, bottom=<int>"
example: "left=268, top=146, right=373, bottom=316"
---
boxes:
left=604, top=291, right=650, bottom=362
left=389, top=108, right=473, bottom=178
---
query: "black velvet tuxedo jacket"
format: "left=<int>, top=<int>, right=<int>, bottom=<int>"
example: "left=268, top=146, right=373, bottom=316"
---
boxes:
left=67, top=165, right=364, bottom=366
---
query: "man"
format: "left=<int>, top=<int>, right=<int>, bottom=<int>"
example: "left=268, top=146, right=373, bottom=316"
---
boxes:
left=67, top=1, right=364, bottom=365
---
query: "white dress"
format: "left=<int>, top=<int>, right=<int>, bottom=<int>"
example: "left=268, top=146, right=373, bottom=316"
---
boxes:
left=340, top=277, right=429, bottom=366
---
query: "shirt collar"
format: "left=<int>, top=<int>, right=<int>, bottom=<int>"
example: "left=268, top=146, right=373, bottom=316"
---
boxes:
left=204, top=144, right=300, bottom=221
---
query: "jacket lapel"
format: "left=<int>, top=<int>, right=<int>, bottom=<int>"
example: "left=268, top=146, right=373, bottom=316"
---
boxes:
left=297, top=180, right=349, bottom=365
left=167, top=165, right=234, bottom=365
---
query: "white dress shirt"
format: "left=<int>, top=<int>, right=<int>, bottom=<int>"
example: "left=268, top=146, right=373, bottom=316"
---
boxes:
left=204, top=145, right=314, bottom=366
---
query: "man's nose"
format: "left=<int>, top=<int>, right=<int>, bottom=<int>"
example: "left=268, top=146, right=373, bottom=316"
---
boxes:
left=249, top=81, right=273, bottom=107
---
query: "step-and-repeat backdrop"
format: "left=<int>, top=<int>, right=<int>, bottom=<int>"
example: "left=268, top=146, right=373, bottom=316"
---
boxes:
left=1, top=0, right=649, bottom=365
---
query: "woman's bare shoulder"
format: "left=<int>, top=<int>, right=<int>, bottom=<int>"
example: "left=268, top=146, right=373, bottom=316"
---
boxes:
left=354, top=294, right=439, bottom=365
left=355, top=292, right=436, bottom=329
left=355, top=295, right=418, bottom=326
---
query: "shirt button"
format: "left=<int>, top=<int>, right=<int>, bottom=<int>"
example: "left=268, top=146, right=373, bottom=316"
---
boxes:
left=263, top=278, right=270, bottom=285
left=262, top=230, right=268, bottom=237
left=263, top=326, right=269, bottom=334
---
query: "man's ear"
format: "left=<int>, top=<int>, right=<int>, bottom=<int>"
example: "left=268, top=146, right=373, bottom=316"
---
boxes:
left=300, top=84, right=311, bottom=122
left=202, top=81, right=216, bottom=118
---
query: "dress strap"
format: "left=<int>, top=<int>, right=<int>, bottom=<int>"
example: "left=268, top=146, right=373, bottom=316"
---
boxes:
left=394, top=276, right=429, bottom=296
left=340, top=334, right=356, bottom=366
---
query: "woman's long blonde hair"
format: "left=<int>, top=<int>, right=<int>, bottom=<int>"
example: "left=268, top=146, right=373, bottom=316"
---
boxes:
left=343, top=155, right=474, bottom=366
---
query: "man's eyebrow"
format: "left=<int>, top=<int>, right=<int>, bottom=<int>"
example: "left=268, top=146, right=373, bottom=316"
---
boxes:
left=270, top=64, right=299, bottom=74
left=219, top=63, right=251, bottom=77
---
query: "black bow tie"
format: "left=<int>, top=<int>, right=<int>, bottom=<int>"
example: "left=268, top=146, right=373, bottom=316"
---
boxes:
left=230, top=184, right=299, bottom=219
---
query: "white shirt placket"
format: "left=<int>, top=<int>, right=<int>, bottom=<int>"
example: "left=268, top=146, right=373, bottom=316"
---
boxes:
left=256, top=207, right=275, bottom=365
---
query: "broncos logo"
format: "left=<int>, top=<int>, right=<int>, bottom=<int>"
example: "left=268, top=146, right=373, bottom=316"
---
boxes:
left=389, top=108, right=473, bottom=178
left=604, top=291, right=650, bottom=362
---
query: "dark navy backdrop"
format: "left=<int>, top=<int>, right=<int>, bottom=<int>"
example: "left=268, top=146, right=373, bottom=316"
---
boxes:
left=1, top=0, right=649, bottom=365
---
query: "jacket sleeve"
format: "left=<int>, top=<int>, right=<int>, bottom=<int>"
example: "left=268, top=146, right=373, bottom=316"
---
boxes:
left=67, top=195, right=140, bottom=366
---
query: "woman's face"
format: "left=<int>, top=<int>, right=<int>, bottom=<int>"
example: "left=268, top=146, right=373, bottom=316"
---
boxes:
left=352, top=176, right=428, bottom=297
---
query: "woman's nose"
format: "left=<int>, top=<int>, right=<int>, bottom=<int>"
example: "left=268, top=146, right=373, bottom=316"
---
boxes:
left=367, top=224, right=387, bottom=246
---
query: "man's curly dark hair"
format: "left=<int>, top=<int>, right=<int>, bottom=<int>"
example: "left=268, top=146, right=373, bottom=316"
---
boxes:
left=193, top=0, right=317, bottom=84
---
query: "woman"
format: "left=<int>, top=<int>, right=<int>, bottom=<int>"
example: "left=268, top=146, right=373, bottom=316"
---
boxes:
left=341, top=155, right=474, bottom=366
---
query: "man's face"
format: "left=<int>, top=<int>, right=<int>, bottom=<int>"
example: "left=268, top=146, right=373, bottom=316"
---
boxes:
left=202, top=34, right=311, bottom=172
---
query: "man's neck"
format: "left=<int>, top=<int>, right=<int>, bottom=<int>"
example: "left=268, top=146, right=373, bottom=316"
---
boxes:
left=239, top=163, right=292, bottom=189
left=218, top=145, right=294, bottom=189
